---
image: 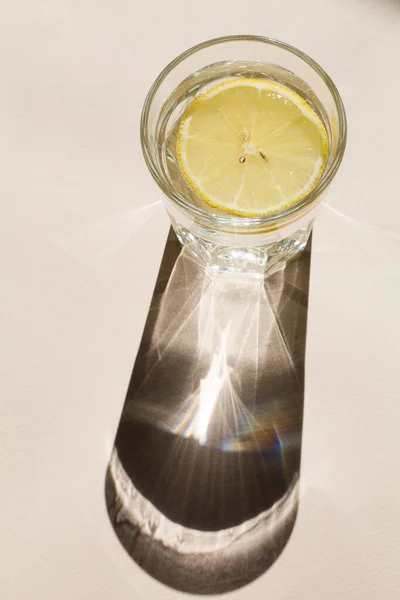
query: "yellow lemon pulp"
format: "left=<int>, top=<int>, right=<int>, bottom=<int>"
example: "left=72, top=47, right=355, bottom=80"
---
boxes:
left=176, top=79, right=328, bottom=217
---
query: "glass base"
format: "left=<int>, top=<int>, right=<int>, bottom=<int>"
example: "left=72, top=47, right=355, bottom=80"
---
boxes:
left=174, top=224, right=312, bottom=276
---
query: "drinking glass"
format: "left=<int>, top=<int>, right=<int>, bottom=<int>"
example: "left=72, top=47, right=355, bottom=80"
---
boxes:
left=141, top=35, right=347, bottom=275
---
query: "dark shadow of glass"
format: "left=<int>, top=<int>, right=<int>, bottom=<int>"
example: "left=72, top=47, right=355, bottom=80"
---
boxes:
left=105, top=230, right=310, bottom=595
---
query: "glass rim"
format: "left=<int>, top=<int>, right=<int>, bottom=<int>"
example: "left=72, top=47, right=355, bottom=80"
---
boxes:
left=140, top=34, right=347, bottom=229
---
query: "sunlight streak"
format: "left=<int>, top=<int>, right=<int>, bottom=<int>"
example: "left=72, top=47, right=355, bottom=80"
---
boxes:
left=55, top=199, right=163, bottom=263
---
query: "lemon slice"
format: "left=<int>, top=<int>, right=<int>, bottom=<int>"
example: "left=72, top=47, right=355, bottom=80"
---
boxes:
left=177, top=79, right=328, bottom=217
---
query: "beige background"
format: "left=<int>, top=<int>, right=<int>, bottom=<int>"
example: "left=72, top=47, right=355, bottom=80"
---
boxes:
left=1, top=1, right=400, bottom=599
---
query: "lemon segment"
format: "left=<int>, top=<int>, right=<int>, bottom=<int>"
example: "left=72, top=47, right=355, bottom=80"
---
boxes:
left=176, top=79, right=328, bottom=217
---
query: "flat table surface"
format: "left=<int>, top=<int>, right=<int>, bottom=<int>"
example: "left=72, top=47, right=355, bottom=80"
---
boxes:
left=1, top=1, right=400, bottom=599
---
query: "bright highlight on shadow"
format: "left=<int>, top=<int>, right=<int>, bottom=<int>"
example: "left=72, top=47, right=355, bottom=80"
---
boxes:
left=183, top=325, right=230, bottom=445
